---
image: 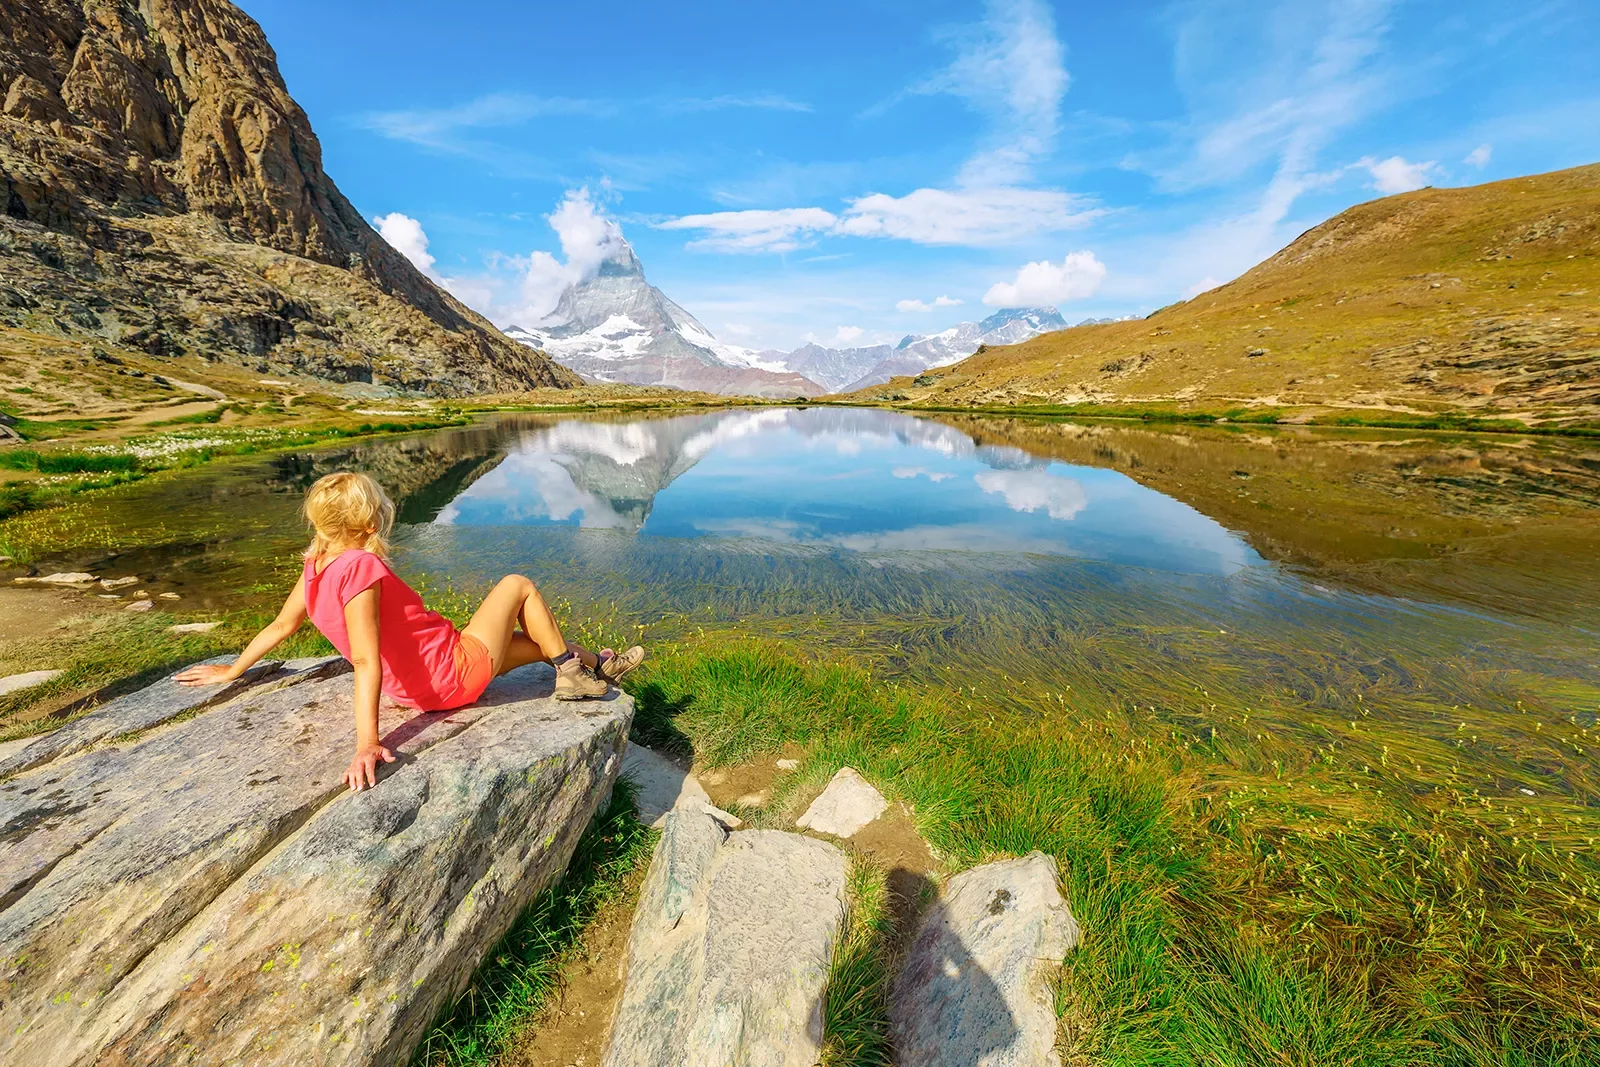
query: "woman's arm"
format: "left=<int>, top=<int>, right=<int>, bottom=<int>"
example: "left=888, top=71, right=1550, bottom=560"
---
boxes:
left=340, top=583, right=394, bottom=791
left=175, top=576, right=309, bottom=687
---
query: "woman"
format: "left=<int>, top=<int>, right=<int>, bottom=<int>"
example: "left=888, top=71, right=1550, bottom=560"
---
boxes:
left=176, top=471, right=643, bottom=791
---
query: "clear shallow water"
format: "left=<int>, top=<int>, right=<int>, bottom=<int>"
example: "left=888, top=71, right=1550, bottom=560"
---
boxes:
left=8, top=406, right=1597, bottom=809
left=432, top=409, right=1262, bottom=576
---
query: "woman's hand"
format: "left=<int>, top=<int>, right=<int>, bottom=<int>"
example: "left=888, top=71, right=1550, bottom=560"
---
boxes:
left=174, top=663, right=239, bottom=687
left=342, top=743, right=395, bottom=792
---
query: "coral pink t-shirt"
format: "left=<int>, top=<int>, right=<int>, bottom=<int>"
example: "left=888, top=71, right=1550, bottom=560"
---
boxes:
left=303, top=549, right=463, bottom=711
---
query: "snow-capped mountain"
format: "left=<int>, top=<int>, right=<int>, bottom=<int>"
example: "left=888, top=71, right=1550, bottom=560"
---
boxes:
left=505, top=242, right=826, bottom=398
left=840, top=307, right=1069, bottom=392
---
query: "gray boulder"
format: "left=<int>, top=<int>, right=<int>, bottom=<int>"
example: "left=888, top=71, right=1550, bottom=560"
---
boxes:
left=604, top=810, right=848, bottom=1067
left=891, top=851, right=1080, bottom=1067
left=0, top=660, right=632, bottom=1067
left=796, top=765, right=888, bottom=838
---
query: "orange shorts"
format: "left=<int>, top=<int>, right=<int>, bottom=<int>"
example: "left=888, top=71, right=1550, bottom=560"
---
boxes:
left=443, top=633, right=494, bottom=709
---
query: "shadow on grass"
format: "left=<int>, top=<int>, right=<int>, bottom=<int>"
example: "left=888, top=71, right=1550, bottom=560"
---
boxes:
left=409, top=781, right=656, bottom=1067
left=626, top=680, right=696, bottom=763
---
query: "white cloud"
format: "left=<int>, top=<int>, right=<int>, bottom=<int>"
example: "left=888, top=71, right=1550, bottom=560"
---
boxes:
left=657, top=207, right=838, bottom=252
left=1464, top=143, right=1492, bottom=167
left=837, top=186, right=1096, bottom=246
left=974, top=469, right=1088, bottom=520
left=500, top=188, right=627, bottom=324
left=722, top=322, right=755, bottom=337
left=1362, top=154, right=1437, bottom=194
left=373, top=212, right=437, bottom=276
left=983, top=251, right=1105, bottom=307
left=666, top=186, right=1096, bottom=252
left=1182, top=276, right=1222, bottom=300
left=834, top=326, right=864, bottom=343
left=896, top=295, right=964, bottom=313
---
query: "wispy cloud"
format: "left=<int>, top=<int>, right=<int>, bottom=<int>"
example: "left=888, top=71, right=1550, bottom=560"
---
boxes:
left=659, top=94, right=812, bottom=113
left=658, top=186, right=1098, bottom=252
left=657, top=207, right=839, bottom=252
left=364, top=91, right=811, bottom=152
left=363, top=93, right=615, bottom=149
left=660, top=0, right=1087, bottom=254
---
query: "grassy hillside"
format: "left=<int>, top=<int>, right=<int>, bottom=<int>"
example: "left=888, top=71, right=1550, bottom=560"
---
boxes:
left=849, top=164, right=1600, bottom=428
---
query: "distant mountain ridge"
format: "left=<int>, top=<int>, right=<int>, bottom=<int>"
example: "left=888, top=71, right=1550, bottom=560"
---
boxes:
left=839, top=308, right=1070, bottom=392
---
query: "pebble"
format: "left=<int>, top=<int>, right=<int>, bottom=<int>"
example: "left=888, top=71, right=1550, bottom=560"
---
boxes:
left=168, top=622, right=220, bottom=634
left=159, top=592, right=181, bottom=601
left=775, top=758, right=799, bottom=771
left=101, top=577, right=140, bottom=590
left=0, top=670, right=64, bottom=697
left=124, top=600, right=154, bottom=612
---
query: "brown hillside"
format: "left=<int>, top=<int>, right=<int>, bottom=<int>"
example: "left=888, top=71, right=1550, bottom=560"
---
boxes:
left=0, top=0, right=577, bottom=395
left=858, top=165, right=1600, bottom=423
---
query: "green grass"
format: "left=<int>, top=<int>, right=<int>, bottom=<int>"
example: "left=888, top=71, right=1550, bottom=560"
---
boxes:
left=0, top=448, right=141, bottom=473
left=623, top=638, right=1600, bottom=1066
left=409, top=784, right=655, bottom=1067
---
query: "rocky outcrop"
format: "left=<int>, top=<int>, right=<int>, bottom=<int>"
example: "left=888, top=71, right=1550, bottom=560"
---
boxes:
left=604, top=808, right=848, bottom=1067
left=0, top=0, right=578, bottom=394
left=891, top=852, right=1080, bottom=1067
left=0, top=657, right=631, bottom=1066
left=796, top=765, right=888, bottom=838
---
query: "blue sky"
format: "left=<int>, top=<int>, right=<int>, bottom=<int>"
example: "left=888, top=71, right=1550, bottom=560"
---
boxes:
left=240, top=0, right=1599, bottom=352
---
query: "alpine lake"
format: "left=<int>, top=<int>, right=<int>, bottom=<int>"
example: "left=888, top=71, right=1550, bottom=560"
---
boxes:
left=4, top=406, right=1599, bottom=1060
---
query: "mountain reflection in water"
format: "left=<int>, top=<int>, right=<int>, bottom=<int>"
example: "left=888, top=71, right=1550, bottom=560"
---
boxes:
left=430, top=408, right=1261, bottom=577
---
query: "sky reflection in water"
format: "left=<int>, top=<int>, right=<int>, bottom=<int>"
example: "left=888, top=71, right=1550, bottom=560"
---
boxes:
left=433, top=409, right=1260, bottom=576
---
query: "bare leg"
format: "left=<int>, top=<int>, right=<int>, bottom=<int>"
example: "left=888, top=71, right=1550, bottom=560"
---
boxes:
left=460, top=575, right=598, bottom=675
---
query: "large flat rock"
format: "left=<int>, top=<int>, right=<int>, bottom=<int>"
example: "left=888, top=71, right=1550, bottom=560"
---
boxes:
left=604, top=810, right=848, bottom=1067
left=890, top=851, right=1080, bottom=1067
left=0, top=660, right=632, bottom=1067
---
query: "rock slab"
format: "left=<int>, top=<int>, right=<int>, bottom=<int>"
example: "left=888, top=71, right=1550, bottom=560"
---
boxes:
left=0, top=660, right=632, bottom=1067
left=891, top=852, right=1080, bottom=1067
left=0, top=669, right=63, bottom=697
left=604, top=810, right=848, bottom=1067
left=796, top=765, right=888, bottom=838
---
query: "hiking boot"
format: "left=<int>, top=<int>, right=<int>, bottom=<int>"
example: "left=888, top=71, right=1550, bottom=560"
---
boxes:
left=554, top=656, right=609, bottom=700
left=598, top=645, right=646, bottom=685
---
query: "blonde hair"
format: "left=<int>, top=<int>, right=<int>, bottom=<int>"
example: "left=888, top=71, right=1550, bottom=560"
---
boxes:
left=303, top=472, right=395, bottom=561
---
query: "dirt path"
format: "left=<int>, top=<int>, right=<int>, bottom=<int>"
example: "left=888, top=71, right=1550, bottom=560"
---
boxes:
left=502, top=864, right=648, bottom=1067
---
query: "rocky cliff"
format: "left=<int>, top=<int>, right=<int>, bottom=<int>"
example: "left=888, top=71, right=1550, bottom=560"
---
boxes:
left=0, top=0, right=578, bottom=394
